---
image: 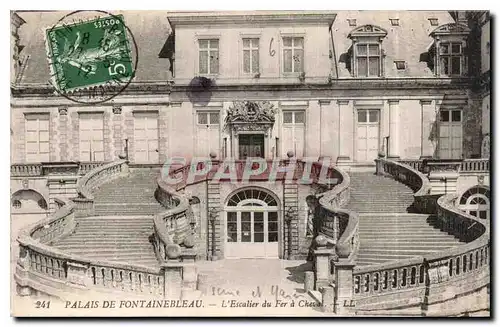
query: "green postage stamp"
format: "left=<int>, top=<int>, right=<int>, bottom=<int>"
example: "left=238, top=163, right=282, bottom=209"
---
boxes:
left=45, top=15, right=133, bottom=93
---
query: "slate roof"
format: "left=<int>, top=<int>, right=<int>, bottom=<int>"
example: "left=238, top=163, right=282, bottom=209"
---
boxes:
left=15, top=11, right=172, bottom=84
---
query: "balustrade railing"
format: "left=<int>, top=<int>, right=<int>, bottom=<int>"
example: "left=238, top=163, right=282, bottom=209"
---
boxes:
left=14, top=159, right=178, bottom=299
left=11, top=161, right=108, bottom=177
left=11, top=163, right=43, bottom=176
left=460, top=158, right=490, bottom=173
left=78, top=161, right=106, bottom=175
left=341, top=159, right=490, bottom=314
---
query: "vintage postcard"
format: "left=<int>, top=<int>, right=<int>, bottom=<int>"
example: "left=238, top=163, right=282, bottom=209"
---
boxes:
left=10, top=10, right=490, bottom=317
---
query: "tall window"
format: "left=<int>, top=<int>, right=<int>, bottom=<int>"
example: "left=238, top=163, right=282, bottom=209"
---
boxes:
left=196, top=111, right=220, bottom=157
left=283, top=37, right=304, bottom=73
left=243, top=38, right=259, bottom=74
left=79, top=113, right=104, bottom=161
left=282, top=110, right=305, bottom=158
left=439, top=42, right=464, bottom=76
left=356, top=43, right=381, bottom=77
left=347, top=25, right=388, bottom=78
left=438, top=109, right=462, bottom=159
left=199, top=39, right=219, bottom=75
left=25, top=113, right=50, bottom=162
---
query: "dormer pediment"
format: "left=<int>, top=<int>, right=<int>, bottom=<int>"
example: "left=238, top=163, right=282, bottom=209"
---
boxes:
left=348, top=24, right=388, bottom=40
left=430, top=23, right=470, bottom=37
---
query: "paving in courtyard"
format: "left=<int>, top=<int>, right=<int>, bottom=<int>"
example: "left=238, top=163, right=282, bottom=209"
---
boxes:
left=195, top=259, right=326, bottom=316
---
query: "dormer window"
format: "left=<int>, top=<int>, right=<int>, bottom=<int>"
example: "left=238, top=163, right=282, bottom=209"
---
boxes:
left=429, top=23, right=470, bottom=77
left=348, top=25, right=388, bottom=78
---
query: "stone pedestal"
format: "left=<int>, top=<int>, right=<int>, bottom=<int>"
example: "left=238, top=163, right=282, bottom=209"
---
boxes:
left=314, top=247, right=335, bottom=290
left=163, top=263, right=183, bottom=299
left=334, top=259, right=355, bottom=316
left=67, top=261, right=90, bottom=287
left=424, top=159, right=462, bottom=195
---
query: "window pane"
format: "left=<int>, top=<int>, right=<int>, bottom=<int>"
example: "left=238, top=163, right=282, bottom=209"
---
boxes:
left=293, top=49, right=304, bottom=72
left=268, top=212, right=278, bottom=242
left=452, top=110, right=461, bottom=122
left=479, top=211, right=487, bottom=219
left=209, top=39, right=219, bottom=48
left=369, top=110, right=379, bottom=123
left=440, top=57, right=449, bottom=75
left=358, top=57, right=368, bottom=76
left=243, top=50, right=250, bottom=73
left=283, top=112, right=293, bottom=123
left=451, top=57, right=461, bottom=75
left=198, top=113, right=207, bottom=124
left=227, top=212, right=237, bottom=242
left=440, top=110, right=450, bottom=122
left=241, top=212, right=251, bottom=242
left=199, top=51, right=208, bottom=74
left=243, top=38, right=250, bottom=47
left=254, top=212, right=264, bottom=243
left=368, top=44, right=379, bottom=55
left=294, top=37, right=304, bottom=48
left=284, top=49, right=292, bottom=72
left=199, top=40, right=209, bottom=48
left=369, top=57, right=380, bottom=76
left=451, top=43, right=462, bottom=54
left=358, top=110, right=367, bottom=123
left=357, top=44, right=367, bottom=56
left=209, top=51, right=219, bottom=74
left=283, top=37, right=292, bottom=47
left=251, top=50, right=259, bottom=73
left=294, top=111, right=305, bottom=124
left=440, top=43, right=450, bottom=54
left=209, top=112, right=219, bottom=125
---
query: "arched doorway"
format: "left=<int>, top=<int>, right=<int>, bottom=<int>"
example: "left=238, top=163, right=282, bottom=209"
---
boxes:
left=458, top=186, right=490, bottom=219
left=224, top=187, right=280, bottom=259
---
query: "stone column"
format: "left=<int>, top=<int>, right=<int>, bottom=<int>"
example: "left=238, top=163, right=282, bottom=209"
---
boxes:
left=334, top=259, right=355, bottom=316
left=388, top=99, right=400, bottom=159
left=336, top=100, right=351, bottom=167
left=420, top=100, right=435, bottom=159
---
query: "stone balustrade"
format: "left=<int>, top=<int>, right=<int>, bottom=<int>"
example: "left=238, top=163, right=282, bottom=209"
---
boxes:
left=324, top=159, right=490, bottom=315
left=14, top=159, right=198, bottom=299
left=77, top=161, right=106, bottom=175
left=11, top=163, right=43, bottom=176
left=460, top=158, right=490, bottom=173
left=11, top=161, right=109, bottom=177
left=153, top=176, right=196, bottom=263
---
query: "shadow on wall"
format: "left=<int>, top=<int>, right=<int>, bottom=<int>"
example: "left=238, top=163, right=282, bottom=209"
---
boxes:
left=338, top=46, right=353, bottom=75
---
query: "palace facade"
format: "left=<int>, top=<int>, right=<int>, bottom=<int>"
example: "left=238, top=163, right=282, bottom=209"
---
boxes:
left=11, top=10, right=491, bottom=259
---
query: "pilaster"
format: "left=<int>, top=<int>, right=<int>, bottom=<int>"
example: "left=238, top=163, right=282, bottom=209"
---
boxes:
left=388, top=99, right=400, bottom=159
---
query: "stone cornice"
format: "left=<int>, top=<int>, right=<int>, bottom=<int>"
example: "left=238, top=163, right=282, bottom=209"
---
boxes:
left=167, top=11, right=337, bottom=29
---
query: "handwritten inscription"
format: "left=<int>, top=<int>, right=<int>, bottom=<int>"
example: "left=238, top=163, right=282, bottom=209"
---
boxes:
left=269, top=37, right=276, bottom=57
